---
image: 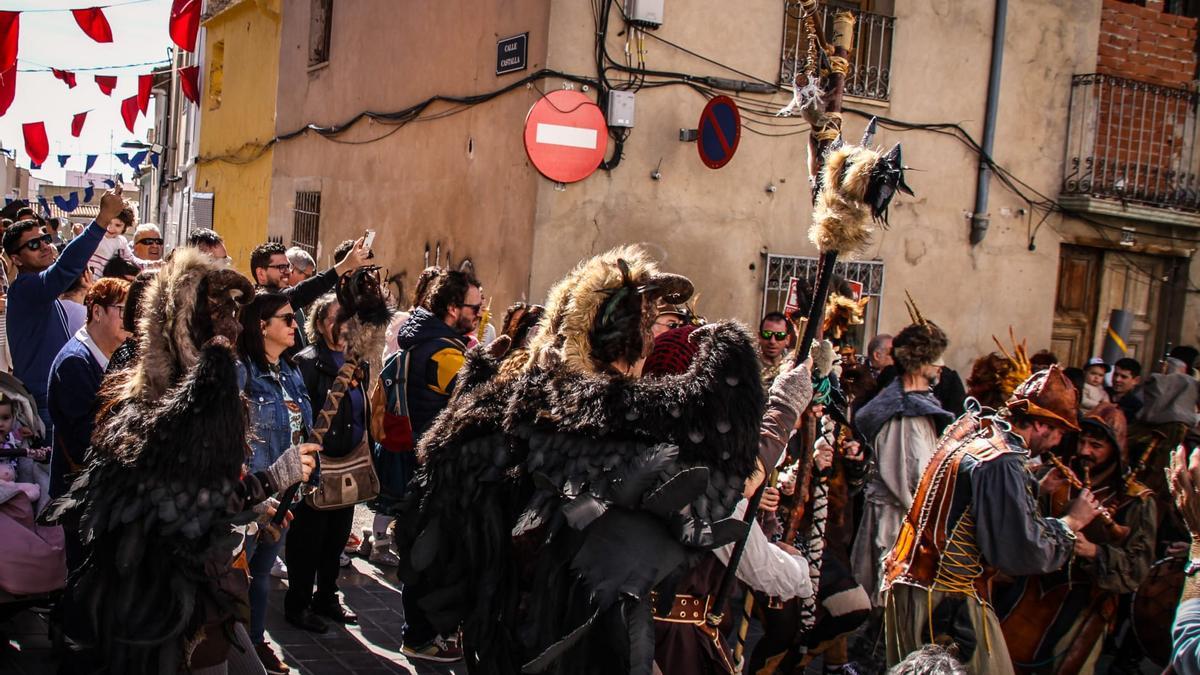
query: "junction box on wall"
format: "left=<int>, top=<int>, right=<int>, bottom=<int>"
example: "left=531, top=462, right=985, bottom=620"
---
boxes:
left=628, top=0, right=664, bottom=28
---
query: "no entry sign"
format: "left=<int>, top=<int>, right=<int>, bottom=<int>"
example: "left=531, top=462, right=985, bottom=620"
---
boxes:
left=697, top=96, right=741, bottom=169
left=523, top=90, right=609, bottom=183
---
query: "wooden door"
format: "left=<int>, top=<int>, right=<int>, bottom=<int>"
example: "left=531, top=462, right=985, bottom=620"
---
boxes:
left=1092, top=251, right=1167, bottom=364
left=1052, top=245, right=1103, bottom=367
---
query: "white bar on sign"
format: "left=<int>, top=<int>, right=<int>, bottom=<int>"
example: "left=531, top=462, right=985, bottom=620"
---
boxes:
left=535, top=123, right=598, bottom=150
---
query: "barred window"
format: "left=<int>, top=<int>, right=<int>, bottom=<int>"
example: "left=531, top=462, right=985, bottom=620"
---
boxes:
left=309, top=0, right=334, bottom=67
left=761, top=253, right=885, bottom=352
left=292, top=191, right=321, bottom=257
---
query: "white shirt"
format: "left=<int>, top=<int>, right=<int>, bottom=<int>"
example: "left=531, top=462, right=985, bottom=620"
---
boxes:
left=713, top=499, right=814, bottom=600
left=74, top=326, right=109, bottom=370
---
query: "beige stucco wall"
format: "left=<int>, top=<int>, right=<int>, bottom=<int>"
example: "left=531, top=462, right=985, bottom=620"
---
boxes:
left=265, top=0, right=1197, bottom=371
left=527, top=0, right=1112, bottom=372
left=268, top=0, right=551, bottom=308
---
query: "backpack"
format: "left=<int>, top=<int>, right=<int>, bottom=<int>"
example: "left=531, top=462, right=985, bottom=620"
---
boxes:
left=371, top=335, right=465, bottom=453
left=374, top=347, right=416, bottom=453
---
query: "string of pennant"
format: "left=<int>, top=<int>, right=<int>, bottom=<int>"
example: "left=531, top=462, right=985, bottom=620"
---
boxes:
left=1, top=1, right=202, bottom=167
left=24, top=149, right=160, bottom=172
left=7, top=177, right=122, bottom=217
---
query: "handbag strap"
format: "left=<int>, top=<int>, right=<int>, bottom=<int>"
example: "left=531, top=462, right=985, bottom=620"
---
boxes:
left=310, top=357, right=360, bottom=446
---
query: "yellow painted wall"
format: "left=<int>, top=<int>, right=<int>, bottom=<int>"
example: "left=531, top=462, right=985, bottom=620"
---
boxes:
left=195, top=0, right=281, bottom=272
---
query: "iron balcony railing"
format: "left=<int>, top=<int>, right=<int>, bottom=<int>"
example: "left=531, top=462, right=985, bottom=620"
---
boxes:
left=1063, top=73, right=1200, bottom=212
left=780, top=3, right=894, bottom=102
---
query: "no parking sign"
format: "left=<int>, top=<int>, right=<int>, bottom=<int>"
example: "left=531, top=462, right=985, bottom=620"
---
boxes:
left=697, top=96, right=741, bottom=169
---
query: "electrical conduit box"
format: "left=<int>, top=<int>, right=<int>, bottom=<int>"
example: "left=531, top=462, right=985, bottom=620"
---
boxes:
left=628, top=0, right=663, bottom=28
left=607, top=90, right=635, bottom=128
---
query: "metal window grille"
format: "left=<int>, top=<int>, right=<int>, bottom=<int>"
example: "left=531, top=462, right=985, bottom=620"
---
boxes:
left=308, top=0, right=333, bottom=66
left=761, top=254, right=885, bottom=351
left=292, top=191, right=321, bottom=256
left=1062, top=73, right=1200, bottom=212
left=780, top=3, right=894, bottom=102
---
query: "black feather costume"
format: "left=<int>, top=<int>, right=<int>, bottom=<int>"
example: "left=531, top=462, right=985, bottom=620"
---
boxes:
left=397, top=246, right=765, bottom=675
left=41, top=250, right=257, bottom=673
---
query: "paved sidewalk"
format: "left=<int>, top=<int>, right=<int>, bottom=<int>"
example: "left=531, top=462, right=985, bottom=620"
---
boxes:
left=0, top=555, right=463, bottom=675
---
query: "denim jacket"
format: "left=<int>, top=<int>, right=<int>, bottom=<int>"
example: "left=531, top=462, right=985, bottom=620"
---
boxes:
left=238, top=358, right=314, bottom=474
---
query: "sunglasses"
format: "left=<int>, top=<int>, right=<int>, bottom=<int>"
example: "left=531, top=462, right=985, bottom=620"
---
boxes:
left=760, top=330, right=789, bottom=341
left=136, top=237, right=163, bottom=246
left=17, top=234, right=52, bottom=253
left=267, top=263, right=293, bottom=273
left=271, top=312, right=297, bottom=326
left=460, top=303, right=482, bottom=313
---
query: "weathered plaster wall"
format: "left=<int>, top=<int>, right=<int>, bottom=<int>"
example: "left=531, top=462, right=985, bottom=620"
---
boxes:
left=269, top=0, right=551, bottom=308
left=529, top=0, right=1101, bottom=371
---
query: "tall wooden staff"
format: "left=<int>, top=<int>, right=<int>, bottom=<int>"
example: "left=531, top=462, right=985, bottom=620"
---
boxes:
left=709, top=4, right=912, bottom=641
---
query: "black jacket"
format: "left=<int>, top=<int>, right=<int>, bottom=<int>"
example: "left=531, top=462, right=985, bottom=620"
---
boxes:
left=294, top=341, right=371, bottom=458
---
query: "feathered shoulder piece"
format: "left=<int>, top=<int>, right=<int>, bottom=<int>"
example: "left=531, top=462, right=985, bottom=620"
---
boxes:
left=507, top=321, right=764, bottom=490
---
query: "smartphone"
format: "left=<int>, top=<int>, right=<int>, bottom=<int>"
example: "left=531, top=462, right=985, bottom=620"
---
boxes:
left=364, top=229, right=376, bottom=259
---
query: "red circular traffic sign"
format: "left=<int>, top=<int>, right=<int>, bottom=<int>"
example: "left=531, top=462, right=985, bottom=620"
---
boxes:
left=523, top=90, right=609, bottom=183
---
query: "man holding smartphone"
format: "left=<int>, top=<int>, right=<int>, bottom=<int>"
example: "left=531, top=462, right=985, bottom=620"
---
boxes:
left=249, top=236, right=371, bottom=357
left=4, top=186, right=125, bottom=433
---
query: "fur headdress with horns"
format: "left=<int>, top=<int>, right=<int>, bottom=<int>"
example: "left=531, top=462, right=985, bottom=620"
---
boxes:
left=126, top=248, right=254, bottom=401
left=891, top=290, right=948, bottom=375
left=527, top=244, right=694, bottom=375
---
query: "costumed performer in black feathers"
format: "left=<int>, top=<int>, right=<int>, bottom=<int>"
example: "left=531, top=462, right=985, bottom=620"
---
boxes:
left=41, top=248, right=319, bottom=674
left=398, top=244, right=815, bottom=675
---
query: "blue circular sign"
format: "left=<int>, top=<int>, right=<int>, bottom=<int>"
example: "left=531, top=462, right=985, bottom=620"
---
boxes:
left=697, top=96, right=741, bottom=169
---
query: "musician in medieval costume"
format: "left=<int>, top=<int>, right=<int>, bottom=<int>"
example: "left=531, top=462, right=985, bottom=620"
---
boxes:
left=881, top=365, right=1104, bottom=675
left=748, top=359, right=873, bottom=675
left=40, top=250, right=320, bottom=674
left=397, top=245, right=786, bottom=675
left=995, top=401, right=1156, bottom=674
left=851, top=303, right=953, bottom=605
left=642, top=324, right=816, bottom=675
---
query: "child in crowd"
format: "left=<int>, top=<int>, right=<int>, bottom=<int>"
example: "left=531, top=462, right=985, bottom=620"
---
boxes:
left=87, top=203, right=137, bottom=278
left=1081, top=357, right=1112, bottom=412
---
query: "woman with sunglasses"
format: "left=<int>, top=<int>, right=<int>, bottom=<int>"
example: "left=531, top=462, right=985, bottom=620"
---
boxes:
left=236, top=290, right=314, bottom=674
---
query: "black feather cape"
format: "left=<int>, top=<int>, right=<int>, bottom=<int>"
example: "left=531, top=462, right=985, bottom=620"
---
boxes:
left=41, top=342, right=253, bottom=674
left=397, top=321, right=765, bottom=675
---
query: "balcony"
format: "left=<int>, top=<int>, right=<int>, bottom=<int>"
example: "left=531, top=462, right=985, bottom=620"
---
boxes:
left=780, top=3, right=894, bottom=103
left=1062, top=73, right=1200, bottom=225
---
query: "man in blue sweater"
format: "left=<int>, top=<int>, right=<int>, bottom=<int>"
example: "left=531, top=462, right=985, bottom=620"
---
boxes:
left=4, top=186, right=124, bottom=434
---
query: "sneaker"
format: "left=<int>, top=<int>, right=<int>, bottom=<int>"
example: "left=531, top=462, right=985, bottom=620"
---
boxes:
left=402, top=635, right=464, bottom=663
left=254, top=641, right=291, bottom=675
left=270, top=559, right=288, bottom=579
left=369, top=537, right=400, bottom=567
left=345, top=532, right=362, bottom=554
left=339, top=552, right=352, bottom=568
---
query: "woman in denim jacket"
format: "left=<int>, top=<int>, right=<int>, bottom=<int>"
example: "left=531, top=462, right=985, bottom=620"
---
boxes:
left=237, top=290, right=313, bottom=674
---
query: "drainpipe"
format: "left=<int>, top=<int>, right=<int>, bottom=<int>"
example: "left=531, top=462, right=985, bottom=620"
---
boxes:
left=970, top=0, right=1008, bottom=246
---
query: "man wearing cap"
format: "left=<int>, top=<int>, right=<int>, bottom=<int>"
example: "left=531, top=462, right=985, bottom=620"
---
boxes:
left=851, top=319, right=954, bottom=605
left=994, top=402, right=1155, bottom=673
left=881, top=365, right=1103, bottom=674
